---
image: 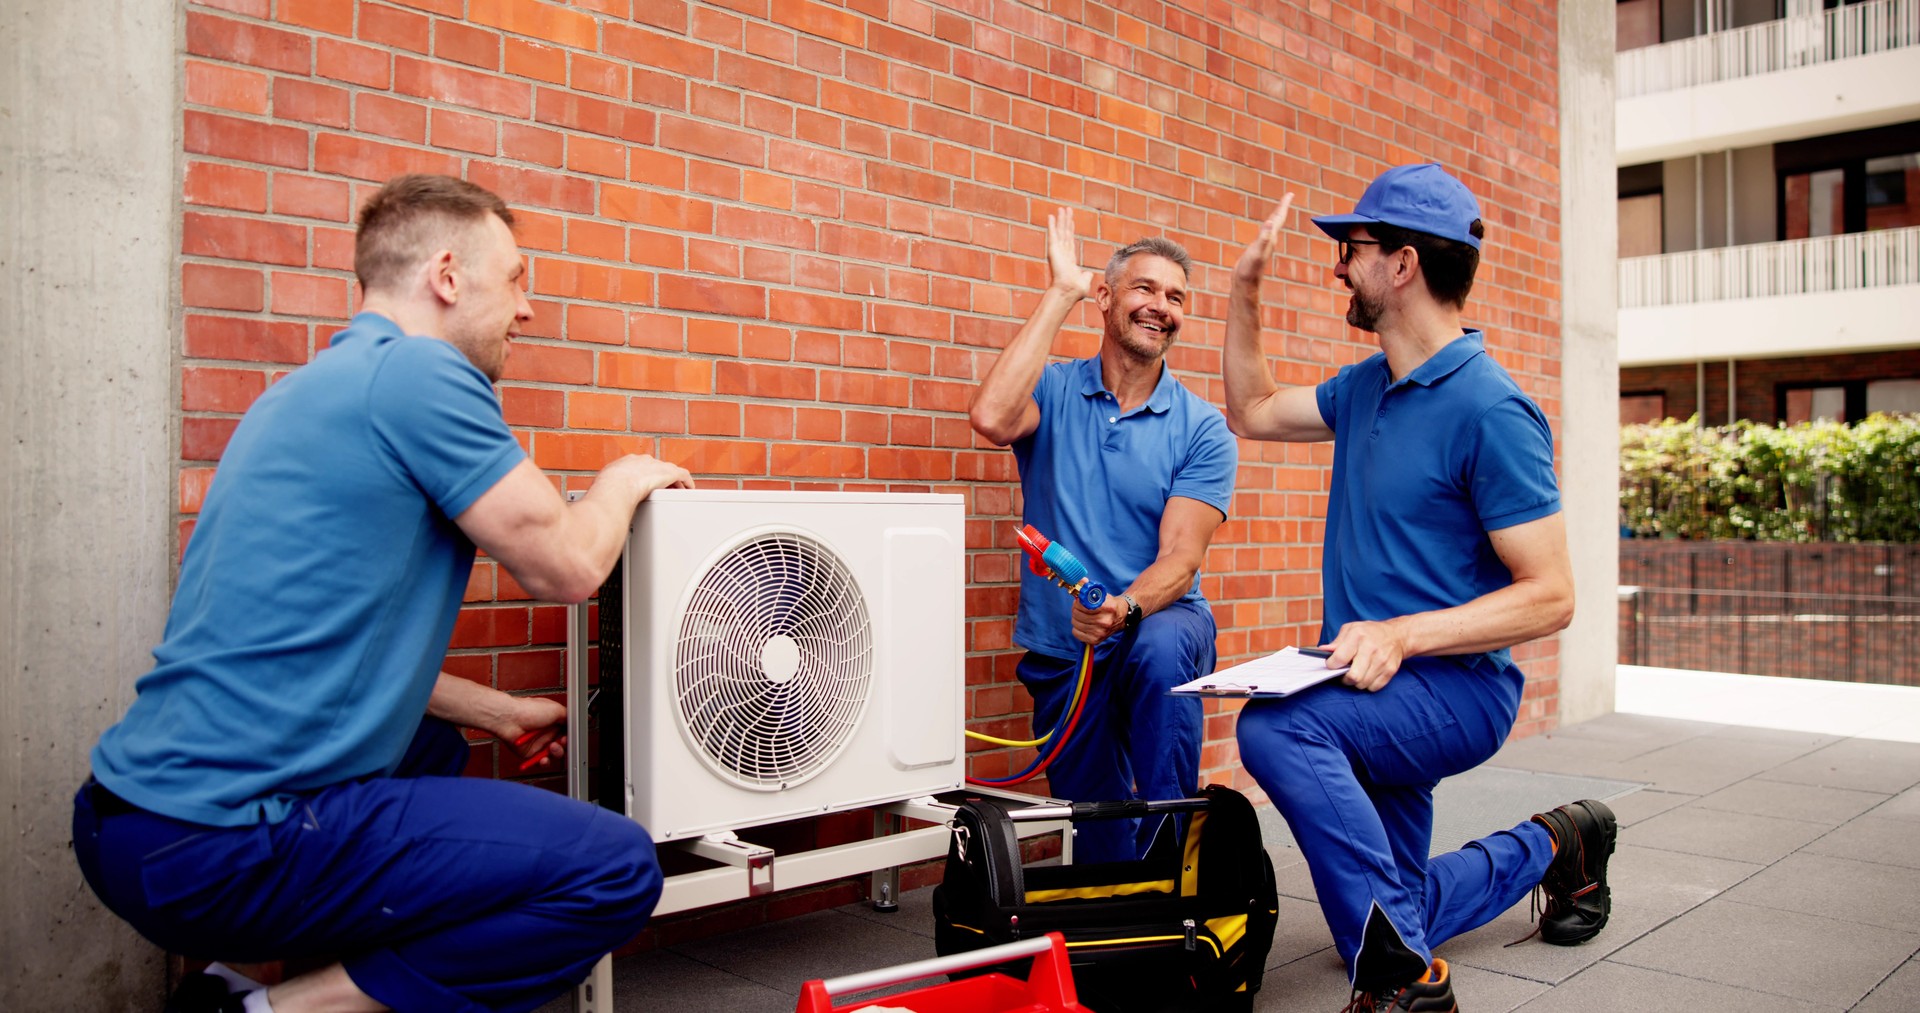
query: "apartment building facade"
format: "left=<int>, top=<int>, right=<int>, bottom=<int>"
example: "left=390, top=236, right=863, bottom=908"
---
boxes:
left=1614, top=0, right=1920, bottom=425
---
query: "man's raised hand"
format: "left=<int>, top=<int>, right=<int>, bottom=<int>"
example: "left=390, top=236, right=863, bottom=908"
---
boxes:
left=1047, top=208, right=1096, bottom=301
left=1232, top=193, right=1295, bottom=285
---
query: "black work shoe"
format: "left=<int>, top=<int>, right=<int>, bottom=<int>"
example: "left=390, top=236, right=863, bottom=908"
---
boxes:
left=163, top=972, right=248, bottom=1013
left=1341, top=958, right=1459, bottom=1012
left=1530, top=798, right=1617, bottom=945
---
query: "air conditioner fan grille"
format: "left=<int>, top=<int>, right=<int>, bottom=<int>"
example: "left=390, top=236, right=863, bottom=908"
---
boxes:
left=672, top=533, right=874, bottom=790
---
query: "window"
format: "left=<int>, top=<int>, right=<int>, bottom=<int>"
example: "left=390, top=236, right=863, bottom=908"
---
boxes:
left=1864, top=153, right=1920, bottom=231
left=1620, top=393, right=1668, bottom=425
left=1617, top=0, right=1661, bottom=50
left=1783, top=386, right=1847, bottom=424
left=1867, top=378, right=1920, bottom=415
left=1618, top=193, right=1664, bottom=257
left=1784, top=168, right=1846, bottom=240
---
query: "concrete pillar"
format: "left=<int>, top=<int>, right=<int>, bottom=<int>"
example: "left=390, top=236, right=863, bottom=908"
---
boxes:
left=1, top=1, right=178, bottom=1008
left=1558, top=0, right=1621, bottom=725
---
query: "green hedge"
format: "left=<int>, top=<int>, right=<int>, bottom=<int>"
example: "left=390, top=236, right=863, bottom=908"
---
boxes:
left=1620, top=414, right=1920, bottom=542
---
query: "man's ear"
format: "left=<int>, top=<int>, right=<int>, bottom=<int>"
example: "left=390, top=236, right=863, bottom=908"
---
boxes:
left=424, top=248, right=458, bottom=305
left=1093, top=275, right=1112, bottom=313
left=1389, top=245, right=1421, bottom=292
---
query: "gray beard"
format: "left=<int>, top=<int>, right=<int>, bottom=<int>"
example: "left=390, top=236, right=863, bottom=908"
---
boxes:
left=1346, top=286, right=1383, bottom=333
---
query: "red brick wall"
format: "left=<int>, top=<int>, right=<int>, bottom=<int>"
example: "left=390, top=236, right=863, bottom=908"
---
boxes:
left=1622, top=349, right=1920, bottom=425
left=174, top=0, right=1567, bottom=802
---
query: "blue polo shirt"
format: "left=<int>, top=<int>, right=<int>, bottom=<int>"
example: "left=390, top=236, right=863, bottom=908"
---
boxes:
left=92, top=313, right=526, bottom=827
left=1011, top=356, right=1237, bottom=660
left=1316, top=331, right=1559, bottom=672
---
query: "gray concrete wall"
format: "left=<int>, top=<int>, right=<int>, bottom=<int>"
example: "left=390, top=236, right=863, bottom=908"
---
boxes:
left=1, top=1, right=178, bottom=1008
left=1734, top=144, right=1778, bottom=246
left=1664, top=155, right=1701, bottom=252
left=1559, top=0, right=1621, bottom=725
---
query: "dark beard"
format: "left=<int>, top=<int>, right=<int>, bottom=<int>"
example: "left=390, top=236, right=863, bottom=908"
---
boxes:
left=1345, top=285, right=1383, bottom=332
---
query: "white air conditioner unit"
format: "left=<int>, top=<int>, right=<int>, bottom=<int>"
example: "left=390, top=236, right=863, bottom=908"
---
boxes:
left=621, top=488, right=966, bottom=842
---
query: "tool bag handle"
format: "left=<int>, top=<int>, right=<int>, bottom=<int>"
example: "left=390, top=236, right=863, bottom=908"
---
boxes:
left=1004, top=797, right=1213, bottom=823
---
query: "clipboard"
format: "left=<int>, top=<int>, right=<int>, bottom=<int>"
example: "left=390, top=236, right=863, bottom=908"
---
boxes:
left=1169, top=646, right=1350, bottom=698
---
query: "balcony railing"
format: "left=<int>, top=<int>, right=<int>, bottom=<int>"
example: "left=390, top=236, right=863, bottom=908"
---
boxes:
left=1619, top=225, right=1920, bottom=308
left=1618, top=0, right=1920, bottom=98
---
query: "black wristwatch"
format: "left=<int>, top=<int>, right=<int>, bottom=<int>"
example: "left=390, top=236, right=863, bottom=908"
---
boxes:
left=1121, top=592, right=1142, bottom=629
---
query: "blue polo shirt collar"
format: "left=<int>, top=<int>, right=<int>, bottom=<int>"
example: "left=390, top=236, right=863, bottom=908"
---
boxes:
left=1076, top=355, right=1176, bottom=414
left=1398, top=330, right=1486, bottom=387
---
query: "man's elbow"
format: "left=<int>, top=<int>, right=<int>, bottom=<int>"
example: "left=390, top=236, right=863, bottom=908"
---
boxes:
left=514, top=559, right=603, bottom=605
left=967, top=408, right=1015, bottom=447
left=1543, top=583, right=1576, bottom=635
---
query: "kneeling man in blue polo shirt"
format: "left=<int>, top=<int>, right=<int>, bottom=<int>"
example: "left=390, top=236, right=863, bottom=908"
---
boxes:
left=76, top=175, right=690, bottom=1013
left=968, top=209, right=1237, bottom=863
left=1223, top=165, right=1615, bottom=1010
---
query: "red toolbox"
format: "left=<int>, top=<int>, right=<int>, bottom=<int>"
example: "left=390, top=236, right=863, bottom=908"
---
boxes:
left=794, top=932, right=1091, bottom=1013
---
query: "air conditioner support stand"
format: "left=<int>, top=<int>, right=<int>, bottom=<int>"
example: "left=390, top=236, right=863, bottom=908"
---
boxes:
left=562, top=591, right=1066, bottom=1012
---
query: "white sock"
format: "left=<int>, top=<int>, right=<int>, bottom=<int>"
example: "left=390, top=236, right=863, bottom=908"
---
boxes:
left=241, top=987, right=276, bottom=1013
left=202, top=963, right=267, bottom=993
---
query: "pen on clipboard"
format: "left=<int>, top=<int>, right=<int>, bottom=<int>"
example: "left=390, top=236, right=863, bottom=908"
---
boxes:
left=1297, top=647, right=1334, bottom=660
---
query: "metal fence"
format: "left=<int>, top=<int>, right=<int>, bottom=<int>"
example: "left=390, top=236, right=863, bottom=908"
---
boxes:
left=1618, top=225, right=1920, bottom=309
left=1618, top=0, right=1920, bottom=98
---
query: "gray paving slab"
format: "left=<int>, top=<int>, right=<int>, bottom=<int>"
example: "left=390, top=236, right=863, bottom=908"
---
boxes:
left=1611, top=898, right=1920, bottom=1006
left=1854, top=958, right=1920, bottom=1013
left=1602, top=787, right=1695, bottom=827
left=1444, top=843, right=1761, bottom=984
left=1874, top=784, right=1920, bottom=823
left=532, top=948, right=793, bottom=1013
left=1445, top=961, right=1552, bottom=1012
left=1758, top=737, right=1920, bottom=794
left=1542, top=712, right=1722, bottom=745
left=1252, top=947, right=1358, bottom=1011
left=1700, top=724, right=1844, bottom=750
left=1690, top=777, right=1888, bottom=825
left=1512, top=959, right=1841, bottom=1012
left=1625, top=804, right=1832, bottom=865
left=1489, top=731, right=1668, bottom=775
left=1723, top=852, right=1920, bottom=932
left=1264, top=895, right=1336, bottom=970
left=672, top=908, right=939, bottom=997
left=1591, top=735, right=1823, bottom=796
left=1802, top=815, right=1920, bottom=870
left=1273, top=852, right=1318, bottom=902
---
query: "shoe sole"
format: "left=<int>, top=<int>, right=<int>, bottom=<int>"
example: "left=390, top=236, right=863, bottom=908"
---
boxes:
left=1542, top=799, right=1616, bottom=946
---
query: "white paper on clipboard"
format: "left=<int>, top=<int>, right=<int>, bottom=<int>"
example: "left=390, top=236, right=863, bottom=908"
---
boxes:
left=1169, top=646, right=1350, bottom=697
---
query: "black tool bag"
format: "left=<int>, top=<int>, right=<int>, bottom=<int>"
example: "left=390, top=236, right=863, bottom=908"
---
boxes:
left=932, top=785, right=1279, bottom=1013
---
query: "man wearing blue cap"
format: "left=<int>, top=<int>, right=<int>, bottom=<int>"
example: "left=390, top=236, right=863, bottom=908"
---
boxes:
left=1221, top=165, right=1616, bottom=1010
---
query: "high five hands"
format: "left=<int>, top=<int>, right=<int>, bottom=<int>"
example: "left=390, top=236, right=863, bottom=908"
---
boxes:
left=1233, top=192, right=1296, bottom=285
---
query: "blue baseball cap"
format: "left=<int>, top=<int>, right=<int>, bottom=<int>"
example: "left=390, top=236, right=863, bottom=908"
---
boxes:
left=1311, top=163, right=1482, bottom=249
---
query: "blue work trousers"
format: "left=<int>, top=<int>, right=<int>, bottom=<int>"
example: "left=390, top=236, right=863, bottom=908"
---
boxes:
left=72, top=718, right=661, bottom=1013
left=1236, top=662, right=1554, bottom=986
left=1018, top=598, right=1212, bottom=864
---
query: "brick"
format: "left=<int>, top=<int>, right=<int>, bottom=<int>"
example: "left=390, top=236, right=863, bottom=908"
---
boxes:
left=186, top=109, right=310, bottom=169
left=715, top=361, right=816, bottom=400
left=186, top=11, right=312, bottom=75
left=570, top=52, right=627, bottom=98
left=185, top=60, right=269, bottom=114
left=358, top=2, right=429, bottom=51
left=271, top=174, right=350, bottom=221
left=599, top=352, right=713, bottom=394
left=466, top=162, right=595, bottom=214
left=467, top=0, right=598, bottom=50
left=268, top=271, right=351, bottom=318
left=659, top=437, right=767, bottom=476
left=314, top=132, right=462, bottom=181
left=714, top=206, right=814, bottom=251
left=601, top=185, right=712, bottom=231
left=772, top=0, right=864, bottom=46
left=658, top=116, right=765, bottom=168
left=430, top=107, right=497, bottom=155
left=657, top=275, right=766, bottom=319
left=182, top=417, right=240, bottom=461
left=769, top=291, right=862, bottom=331
left=434, top=18, right=501, bottom=69
left=504, top=37, right=567, bottom=83
left=687, top=400, right=740, bottom=436
left=501, top=385, right=563, bottom=428
left=316, top=38, right=391, bottom=87
left=565, top=303, right=625, bottom=345
left=393, top=55, right=532, bottom=118
left=567, top=390, right=627, bottom=431
left=603, top=23, right=716, bottom=78
left=499, top=342, right=592, bottom=384
left=183, top=160, right=268, bottom=213
left=534, top=88, right=653, bottom=144
left=183, top=263, right=264, bottom=311
left=772, top=442, right=865, bottom=478
left=355, top=92, right=429, bottom=143
left=183, top=212, right=307, bottom=268
left=182, top=365, right=268, bottom=412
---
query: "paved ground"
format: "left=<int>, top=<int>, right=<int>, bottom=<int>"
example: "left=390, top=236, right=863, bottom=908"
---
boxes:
left=541, top=668, right=1920, bottom=1012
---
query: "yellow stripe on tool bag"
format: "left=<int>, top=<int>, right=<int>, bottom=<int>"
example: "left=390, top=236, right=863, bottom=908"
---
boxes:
left=1067, top=934, right=1222, bottom=959
left=1025, top=879, right=1176, bottom=903
left=1205, top=914, right=1248, bottom=951
left=1180, top=810, right=1210, bottom=896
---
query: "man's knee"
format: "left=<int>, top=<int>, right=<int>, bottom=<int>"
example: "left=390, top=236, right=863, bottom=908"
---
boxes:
left=586, top=815, right=663, bottom=927
left=1125, top=607, right=1215, bottom=687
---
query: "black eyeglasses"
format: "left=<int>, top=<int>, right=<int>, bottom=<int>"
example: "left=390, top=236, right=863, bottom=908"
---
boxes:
left=1337, top=239, right=1382, bottom=265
